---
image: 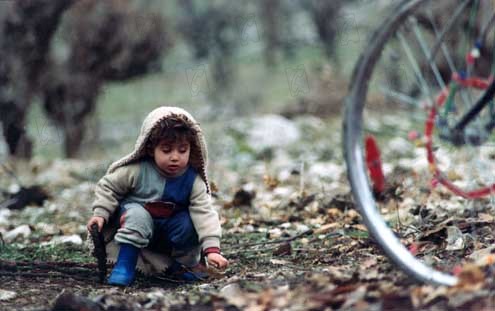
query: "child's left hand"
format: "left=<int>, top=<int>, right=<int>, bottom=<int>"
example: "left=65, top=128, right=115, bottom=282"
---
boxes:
left=207, top=253, right=229, bottom=269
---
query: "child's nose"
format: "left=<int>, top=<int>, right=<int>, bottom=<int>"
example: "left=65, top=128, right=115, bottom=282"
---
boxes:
left=170, top=150, right=180, bottom=160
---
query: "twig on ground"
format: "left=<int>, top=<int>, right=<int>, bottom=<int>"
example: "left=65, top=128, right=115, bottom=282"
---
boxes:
left=235, top=229, right=314, bottom=248
left=223, top=246, right=280, bottom=257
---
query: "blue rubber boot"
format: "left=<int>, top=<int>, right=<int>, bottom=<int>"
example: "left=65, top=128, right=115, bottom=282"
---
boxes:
left=165, top=261, right=209, bottom=281
left=108, top=243, right=139, bottom=286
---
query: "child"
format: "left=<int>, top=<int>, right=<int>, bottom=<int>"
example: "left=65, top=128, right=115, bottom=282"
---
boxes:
left=86, top=106, right=228, bottom=286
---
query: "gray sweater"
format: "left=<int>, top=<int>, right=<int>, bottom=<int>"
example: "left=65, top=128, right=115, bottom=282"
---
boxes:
left=92, top=159, right=221, bottom=251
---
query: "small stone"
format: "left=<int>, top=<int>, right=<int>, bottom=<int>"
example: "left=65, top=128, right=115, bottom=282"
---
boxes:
left=244, top=115, right=301, bottom=152
left=280, top=222, right=291, bottom=229
left=295, top=224, right=310, bottom=232
left=388, top=137, right=412, bottom=155
left=308, top=162, right=343, bottom=181
left=197, top=284, right=212, bottom=290
left=219, top=284, right=247, bottom=308
left=445, top=226, right=465, bottom=251
left=41, top=234, right=83, bottom=246
left=4, top=224, right=32, bottom=243
left=270, top=258, right=289, bottom=265
left=277, top=170, right=292, bottom=182
left=0, top=209, right=11, bottom=226
left=0, top=289, right=16, bottom=301
left=244, top=224, right=255, bottom=232
left=36, top=222, right=60, bottom=235
left=273, top=186, right=292, bottom=197
left=8, top=184, right=20, bottom=194
left=268, top=228, right=283, bottom=239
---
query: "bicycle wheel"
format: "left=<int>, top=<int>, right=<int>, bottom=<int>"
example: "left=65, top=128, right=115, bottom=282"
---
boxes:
left=344, top=0, right=495, bottom=285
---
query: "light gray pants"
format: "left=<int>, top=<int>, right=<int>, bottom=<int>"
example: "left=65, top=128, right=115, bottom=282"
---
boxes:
left=114, top=202, right=200, bottom=266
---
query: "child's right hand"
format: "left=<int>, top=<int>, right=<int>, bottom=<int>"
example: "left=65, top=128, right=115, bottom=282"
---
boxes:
left=87, top=216, right=105, bottom=232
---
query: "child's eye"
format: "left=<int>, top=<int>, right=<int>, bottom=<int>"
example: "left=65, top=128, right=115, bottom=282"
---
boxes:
left=178, top=145, right=189, bottom=152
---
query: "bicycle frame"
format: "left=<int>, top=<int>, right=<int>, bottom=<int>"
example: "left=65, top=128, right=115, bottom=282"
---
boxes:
left=450, top=78, right=495, bottom=144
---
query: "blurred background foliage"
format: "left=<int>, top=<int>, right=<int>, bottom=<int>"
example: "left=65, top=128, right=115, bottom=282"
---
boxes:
left=0, top=0, right=391, bottom=161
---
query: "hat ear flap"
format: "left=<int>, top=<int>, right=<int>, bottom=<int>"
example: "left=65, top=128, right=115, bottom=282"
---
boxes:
left=187, top=137, right=201, bottom=169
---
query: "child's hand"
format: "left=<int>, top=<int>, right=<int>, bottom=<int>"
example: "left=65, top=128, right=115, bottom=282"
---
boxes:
left=206, top=253, right=229, bottom=269
left=87, top=216, right=105, bottom=232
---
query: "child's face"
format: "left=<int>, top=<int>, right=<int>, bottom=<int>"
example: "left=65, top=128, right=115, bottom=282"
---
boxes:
left=152, top=139, right=190, bottom=176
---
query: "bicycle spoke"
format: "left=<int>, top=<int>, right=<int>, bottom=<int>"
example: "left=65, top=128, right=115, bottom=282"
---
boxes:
left=427, top=12, right=458, bottom=76
left=409, top=17, right=446, bottom=90
left=427, top=0, right=473, bottom=64
left=397, top=31, right=436, bottom=106
left=379, top=85, right=420, bottom=106
left=480, top=11, right=495, bottom=45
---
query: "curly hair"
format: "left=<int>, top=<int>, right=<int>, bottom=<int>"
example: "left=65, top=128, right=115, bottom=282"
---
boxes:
left=145, top=116, right=202, bottom=168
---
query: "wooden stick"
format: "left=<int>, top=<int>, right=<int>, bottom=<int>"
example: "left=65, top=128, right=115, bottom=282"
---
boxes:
left=234, top=229, right=314, bottom=248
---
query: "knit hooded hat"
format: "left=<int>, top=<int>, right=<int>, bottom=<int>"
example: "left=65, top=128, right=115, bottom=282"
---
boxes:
left=107, top=106, right=210, bottom=192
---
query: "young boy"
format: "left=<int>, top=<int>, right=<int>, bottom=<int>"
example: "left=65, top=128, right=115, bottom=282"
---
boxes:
left=86, top=106, right=228, bottom=286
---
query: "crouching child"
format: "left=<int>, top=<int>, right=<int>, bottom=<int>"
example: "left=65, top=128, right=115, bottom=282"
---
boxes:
left=86, top=106, right=228, bottom=286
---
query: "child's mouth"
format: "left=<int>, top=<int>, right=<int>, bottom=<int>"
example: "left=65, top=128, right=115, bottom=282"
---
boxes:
left=167, top=165, right=179, bottom=172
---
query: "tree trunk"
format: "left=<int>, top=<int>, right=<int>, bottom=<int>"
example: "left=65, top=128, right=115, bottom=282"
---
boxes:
left=0, top=0, right=75, bottom=158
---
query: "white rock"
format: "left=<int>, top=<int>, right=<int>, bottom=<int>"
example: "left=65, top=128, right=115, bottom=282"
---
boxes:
left=46, top=203, right=59, bottom=213
left=398, top=150, right=428, bottom=171
left=273, top=186, right=292, bottom=197
left=219, top=284, right=247, bottom=308
left=366, top=117, right=381, bottom=132
left=277, top=169, right=292, bottom=182
left=382, top=163, right=393, bottom=176
left=242, top=225, right=255, bottom=232
left=445, top=226, right=465, bottom=251
left=8, top=184, right=20, bottom=194
left=0, top=209, right=11, bottom=226
left=388, top=137, right=412, bottom=155
left=244, top=115, right=301, bottom=152
left=0, top=289, right=16, bottom=301
left=36, top=222, right=59, bottom=235
left=280, top=222, right=292, bottom=229
left=295, top=224, right=310, bottom=232
left=268, top=228, right=283, bottom=239
left=242, top=182, right=257, bottom=193
left=41, top=234, right=83, bottom=246
left=308, top=162, right=343, bottom=181
left=4, top=225, right=31, bottom=243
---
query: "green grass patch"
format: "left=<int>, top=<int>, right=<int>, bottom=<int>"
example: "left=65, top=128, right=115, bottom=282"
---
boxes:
left=0, top=243, right=93, bottom=263
left=345, top=229, right=369, bottom=239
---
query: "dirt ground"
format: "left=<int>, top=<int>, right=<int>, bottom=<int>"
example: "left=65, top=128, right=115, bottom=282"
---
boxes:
left=1, top=116, right=495, bottom=310
left=1, top=192, right=495, bottom=311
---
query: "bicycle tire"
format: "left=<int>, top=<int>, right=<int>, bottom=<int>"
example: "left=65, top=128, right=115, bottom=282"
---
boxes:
left=342, top=0, right=495, bottom=286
